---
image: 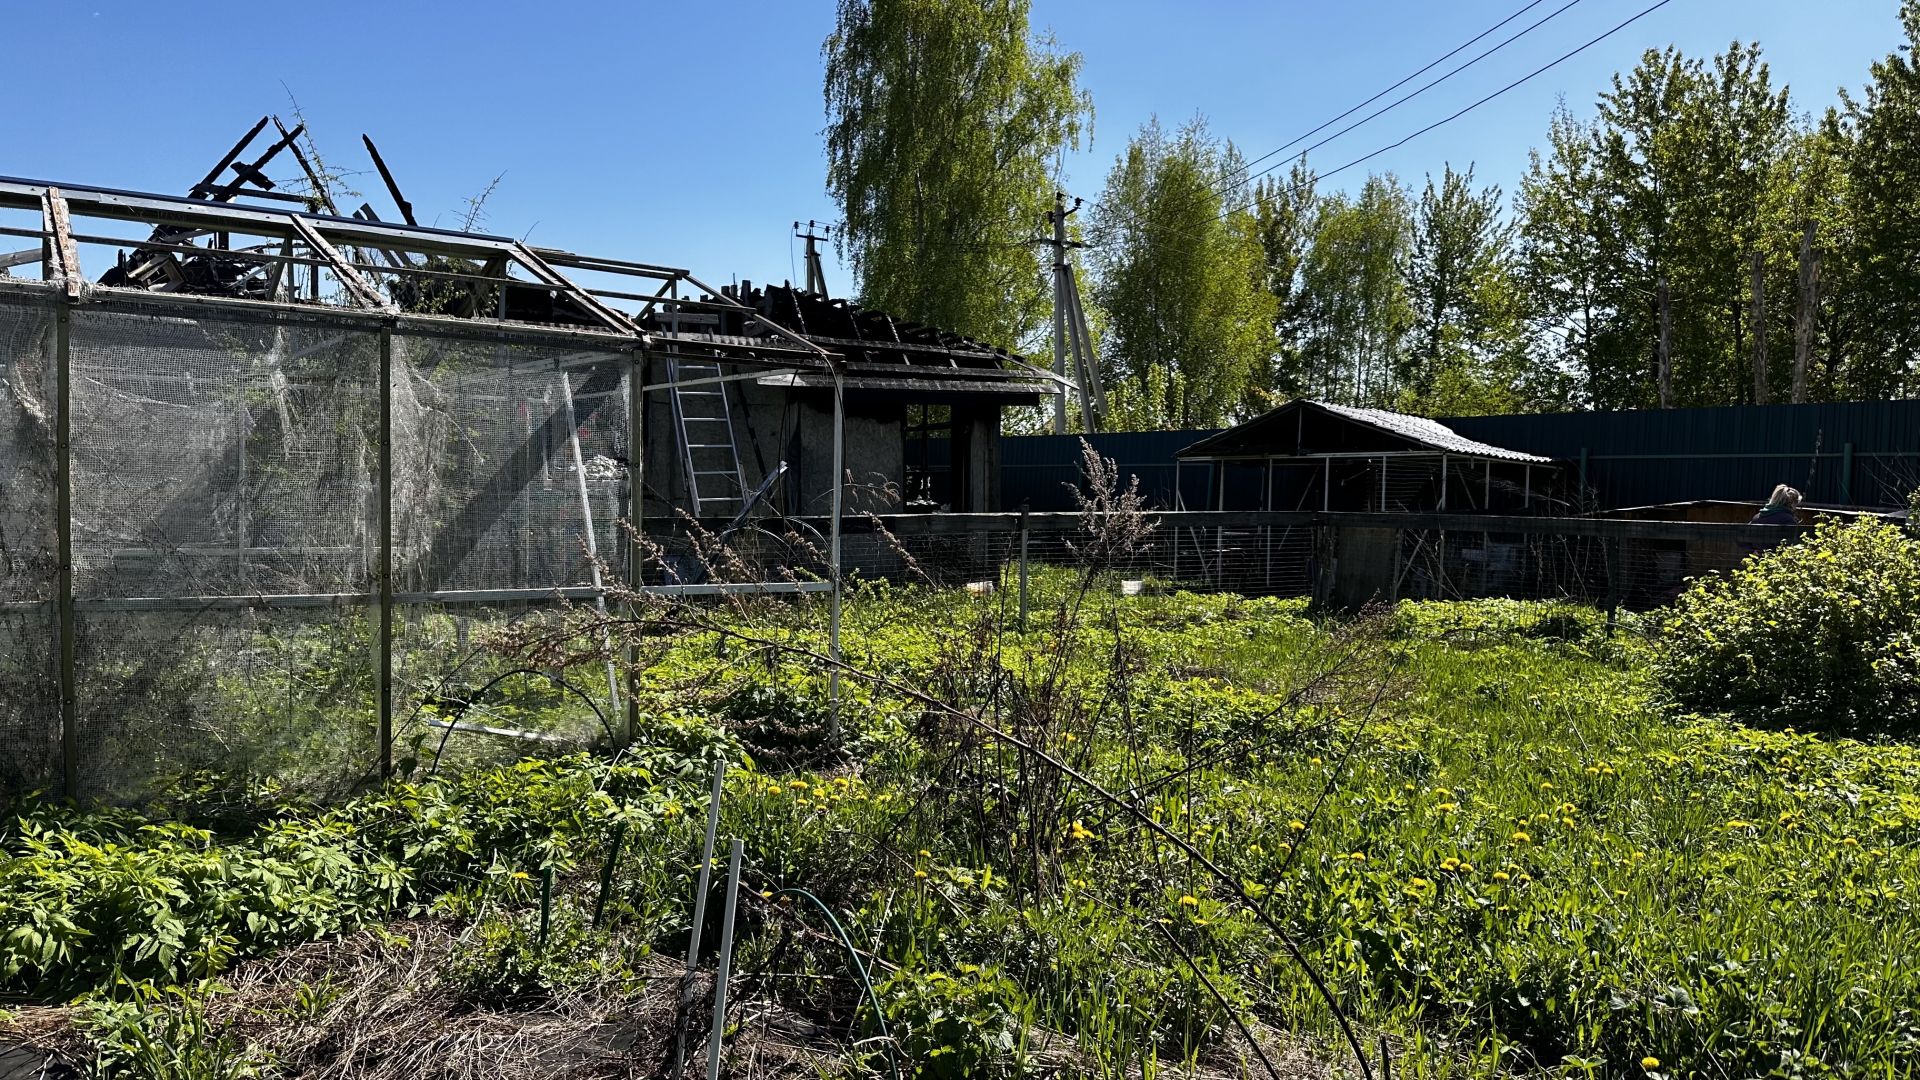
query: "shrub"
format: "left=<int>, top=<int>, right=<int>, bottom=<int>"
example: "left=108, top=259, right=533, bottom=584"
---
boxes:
left=1653, top=518, right=1920, bottom=734
left=875, top=966, right=1035, bottom=1079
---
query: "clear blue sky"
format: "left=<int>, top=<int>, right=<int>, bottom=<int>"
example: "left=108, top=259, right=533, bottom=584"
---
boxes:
left=0, top=0, right=1902, bottom=292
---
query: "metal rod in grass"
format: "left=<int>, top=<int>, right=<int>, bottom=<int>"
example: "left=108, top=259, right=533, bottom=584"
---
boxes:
left=606, top=621, right=1379, bottom=1080
left=1152, top=920, right=1286, bottom=1080
left=670, top=761, right=728, bottom=1080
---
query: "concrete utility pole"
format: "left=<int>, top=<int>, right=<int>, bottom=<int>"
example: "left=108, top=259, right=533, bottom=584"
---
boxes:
left=1656, top=276, right=1673, bottom=409
left=1751, top=250, right=1769, bottom=405
left=1048, top=192, right=1072, bottom=434
left=1792, top=220, right=1820, bottom=403
left=1040, top=191, right=1105, bottom=434
left=795, top=220, right=830, bottom=297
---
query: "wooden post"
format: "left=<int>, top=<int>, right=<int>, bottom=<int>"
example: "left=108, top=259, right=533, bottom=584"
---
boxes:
left=1656, top=277, right=1673, bottom=409
left=1017, top=503, right=1030, bottom=631
left=1750, top=251, right=1769, bottom=405
left=1792, top=221, right=1819, bottom=404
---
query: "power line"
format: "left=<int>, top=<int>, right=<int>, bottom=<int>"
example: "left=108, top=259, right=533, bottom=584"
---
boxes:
left=1292, top=0, right=1678, bottom=193
left=1086, top=0, right=1592, bottom=264
left=1226, top=0, right=1564, bottom=193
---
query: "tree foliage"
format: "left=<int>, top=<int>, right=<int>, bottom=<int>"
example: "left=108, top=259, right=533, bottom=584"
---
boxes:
left=824, top=0, right=1090, bottom=350
left=1088, top=117, right=1276, bottom=429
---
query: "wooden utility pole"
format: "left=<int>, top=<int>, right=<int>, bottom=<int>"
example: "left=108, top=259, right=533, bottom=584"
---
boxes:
left=1750, top=251, right=1769, bottom=404
left=1656, top=276, right=1673, bottom=408
left=1792, top=220, right=1820, bottom=403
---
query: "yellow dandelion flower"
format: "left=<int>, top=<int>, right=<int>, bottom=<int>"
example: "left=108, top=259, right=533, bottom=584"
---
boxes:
left=918, top=849, right=932, bottom=858
left=1177, top=894, right=1200, bottom=906
left=759, top=890, right=773, bottom=899
left=1492, top=871, right=1511, bottom=882
left=1068, top=820, right=1096, bottom=842
left=1561, top=817, right=1576, bottom=828
left=1841, top=836, right=1858, bottom=846
left=1440, top=857, right=1460, bottom=871
left=1309, top=756, right=1323, bottom=765
left=511, top=871, right=531, bottom=880
left=1288, top=820, right=1307, bottom=831
left=1516, top=873, right=1532, bottom=883
left=1540, top=782, right=1554, bottom=792
left=1640, top=1056, right=1661, bottom=1070
left=1248, top=844, right=1264, bottom=856
left=958, top=963, right=980, bottom=974
left=1511, top=831, right=1532, bottom=843
left=914, top=869, right=929, bottom=880
left=1403, top=783, right=1416, bottom=792
left=1434, top=802, right=1459, bottom=813
left=1348, top=851, right=1367, bottom=862
left=1063, top=732, right=1078, bottom=743
left=1726, top=820, right=1753, bottom=829
left=788, top=780, right=808, bottom=790
left=1458, top=861, right=1473, bottom=873
left=1631, top=850, right=1646, bottom=859
left=1409, top=877, right=1432, bottom=889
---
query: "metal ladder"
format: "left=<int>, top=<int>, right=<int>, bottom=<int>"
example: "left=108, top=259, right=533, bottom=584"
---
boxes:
left=667, top=357, right=748, bottom=519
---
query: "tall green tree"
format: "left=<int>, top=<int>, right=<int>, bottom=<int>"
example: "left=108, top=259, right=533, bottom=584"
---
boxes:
left=1518, top=44, right=1792, bottom=408
left=1088, top=117, right=1277, bottom=429
left=1830, top=0, right=1920, bottom=399
left=1400, top=164, right=1535, bottom=415
left=1295, top=174, right=1415, bottom=408
left=1250, top=160, right=1319, bottom=406
left=823, top=0, right=1090, bottom=349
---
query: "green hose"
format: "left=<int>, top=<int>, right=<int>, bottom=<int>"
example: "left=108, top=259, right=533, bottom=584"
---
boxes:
left=771, top=888, right=902, bottom=1080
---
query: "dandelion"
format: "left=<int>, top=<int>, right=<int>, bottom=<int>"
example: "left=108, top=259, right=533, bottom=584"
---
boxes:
left=788, top=780, right=808, bottom=790
left=1540, top=782, right=1555, bottom=792
left=511, top=871, right=530, bottom=880
left=918, top=849, right=931, bottom=858
left=958, top=963, right=980, bottom=974
left=759, top=890, right=773, bottom=899
left=1440, top=857, right=1460, bottom=872
left=1631, top=850, right=1646, bottom=859
left=1641, top=1056, right=1661, bottom=1070
left=1458, top=862, right=1473, bottom=873
left=1288, top=819, right=1307, bottom=832
left=1726, top=820, right=1753, bottom=829
left=1492, top=871, right=1511, bottom=882
left=1068, top=820, right=1096, bottom=842
left=1248, top=844, right=1264, bottom=856
left=1511, top=831, right=1532, bottom=843
left=1348, top=852, right=1367, bottom=862
left=1063, top=732, right=1078, bottom=743
left=1310, top=756, right=1324, bottom=765
left=1516, top=873, right=1532, bottom=883
left=1403, top=783, right=1416, bottom=792
left=914, top=870, right=929, bottom=880
left=1841, top=836, right=1858, bottom=846
left=1434, top=802, right=1459, bottom=813
left=1177, top=894, right=1200, bottom=906
left=1561, top=817, right=1576, bottom=828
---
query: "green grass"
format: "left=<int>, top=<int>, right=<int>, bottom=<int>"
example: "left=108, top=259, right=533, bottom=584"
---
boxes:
left=6, top=584, right=1918, bottom=1078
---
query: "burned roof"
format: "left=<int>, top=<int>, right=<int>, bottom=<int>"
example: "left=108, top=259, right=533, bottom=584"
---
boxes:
left=642, top=282, right=1056, bottom=401
left=1178, top=399, right=1553, bottom=463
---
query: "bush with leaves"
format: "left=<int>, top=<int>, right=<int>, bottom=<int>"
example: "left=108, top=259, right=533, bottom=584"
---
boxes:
left=1653, top=518, right=1920, bottom=734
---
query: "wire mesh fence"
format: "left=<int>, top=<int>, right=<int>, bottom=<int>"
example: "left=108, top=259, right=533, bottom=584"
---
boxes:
left=0, top=280, right=1842, bottom=802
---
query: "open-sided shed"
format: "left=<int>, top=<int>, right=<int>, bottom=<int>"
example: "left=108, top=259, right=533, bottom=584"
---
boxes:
left=1175, top=399, right=1559, bottom=514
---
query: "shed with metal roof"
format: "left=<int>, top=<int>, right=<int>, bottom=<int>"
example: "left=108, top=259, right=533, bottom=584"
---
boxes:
left=1174, top=399, right=1560, bottom=513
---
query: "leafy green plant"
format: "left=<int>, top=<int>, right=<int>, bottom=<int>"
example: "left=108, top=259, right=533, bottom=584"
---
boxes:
left=443, top=903, right=601, bottom=1008
left=79, top=980, right=267, bottom=1080
left=1653, top=518, right=1920, bottom=733
left=875, top=966, right=1035, bottom=1079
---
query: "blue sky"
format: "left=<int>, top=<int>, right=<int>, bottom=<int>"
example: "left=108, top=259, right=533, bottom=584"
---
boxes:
left=0, top=1, right=1903, bottom=292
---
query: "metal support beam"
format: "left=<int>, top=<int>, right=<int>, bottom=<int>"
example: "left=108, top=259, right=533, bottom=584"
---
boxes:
left=55, top=294, right=77, bottom=798
left=376, top=325, right=394, bottom=779
left=625, top=348, right=644, bottom=745
left=827, top=361, right=845, bottom=741
left=289, top=214, right=392, bottom=312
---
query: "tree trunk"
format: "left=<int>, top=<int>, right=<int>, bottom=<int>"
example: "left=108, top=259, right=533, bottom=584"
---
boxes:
left=1751, top=251, right=1769, bottom=405
left=1656, top=277, right=1673, bottom=409
left=1791, top=220, right=1819, bottom=403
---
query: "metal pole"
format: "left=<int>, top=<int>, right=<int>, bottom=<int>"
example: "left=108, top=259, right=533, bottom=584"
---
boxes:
left=1322, top=457, right=1330, bottom=512
left=828, top=363, right=845, bottom=741
left=55, top=298, right=77, bottom=799
left=672, top=762, right=728, bottom=1080
left=1380, top=455, right=1387, bottom=511
left=1017, top=504, right=1030, bottom=631
left=704, top=838, right=746, bottom=1080
left=558, top=371, right=623, bottom=723
left=376, top=325, right=393, bottom=780
left=626, top=350, right=643, bottom=745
